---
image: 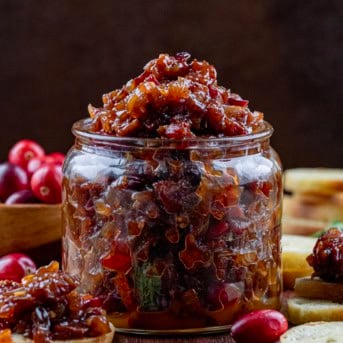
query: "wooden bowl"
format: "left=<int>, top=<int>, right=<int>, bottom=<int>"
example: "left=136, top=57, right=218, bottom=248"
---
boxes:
left=0, top=204, right=62, bottom=255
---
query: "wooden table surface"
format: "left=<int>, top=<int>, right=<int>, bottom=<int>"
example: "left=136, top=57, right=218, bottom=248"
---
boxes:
left=113, top=333, right=235, bottom=343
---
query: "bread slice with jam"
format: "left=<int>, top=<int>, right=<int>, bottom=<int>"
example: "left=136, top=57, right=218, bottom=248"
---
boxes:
left=0, top=325, right=114, bottom=343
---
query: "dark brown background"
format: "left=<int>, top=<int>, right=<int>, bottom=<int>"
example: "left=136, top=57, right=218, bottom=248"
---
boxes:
left=0, top=0, right=342, bottom=168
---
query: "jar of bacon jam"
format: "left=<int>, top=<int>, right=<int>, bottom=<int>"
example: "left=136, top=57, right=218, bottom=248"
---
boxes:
left=62, top=53, right=283, bottom=333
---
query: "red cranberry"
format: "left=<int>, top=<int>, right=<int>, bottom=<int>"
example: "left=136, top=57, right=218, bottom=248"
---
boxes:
left=27, top=157, right=45, bottom=178
left=0, top=253, right=36, bottom=282
left=26, top=156, right=56, bottom=178
left=0, top=163, right=29, bottom=202
left=207, top=282, right=241, bottom=310
left=8, top=139, right=45, bottom=170
left=5, top=189, right=39, bottom=204
left=31, top=164, right=62, bottom=204
left=47, top=152, right=65, bottom=166
left=231, top=309, right=288, bottom=343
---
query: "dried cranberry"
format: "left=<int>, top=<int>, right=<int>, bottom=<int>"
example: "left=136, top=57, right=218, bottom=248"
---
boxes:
left=247, top=181, right=273, bottom=197
left=213, top=250, right=230, bottom=280
left=207, top=221, right=229, bottom=239
left=153, top=179, right=198, bottom=214
left=101, top=240, right=132, bottom=274
left=228, top=97, right=249, bottom=107
left=165, top=227, right=180, bottom=244
left=183, top=163, right=201, bottom=189
left=179, top=234, right=210, bottom=270
left=208, top=85, right=219, bottom=99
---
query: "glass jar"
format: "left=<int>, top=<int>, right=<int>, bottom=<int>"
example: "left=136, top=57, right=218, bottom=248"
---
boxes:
left=62, top=118, right=282, bottom=333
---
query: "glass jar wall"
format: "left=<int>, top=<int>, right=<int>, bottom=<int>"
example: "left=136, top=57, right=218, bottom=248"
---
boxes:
left=62, top=119, right=282, bottom=333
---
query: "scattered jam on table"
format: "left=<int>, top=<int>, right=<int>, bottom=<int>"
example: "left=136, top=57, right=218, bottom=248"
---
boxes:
left=0, top=261, right=111, bottom=342
left=63, top=53, right=282, bottom=330
left=307, top=228, right=343, bottom=282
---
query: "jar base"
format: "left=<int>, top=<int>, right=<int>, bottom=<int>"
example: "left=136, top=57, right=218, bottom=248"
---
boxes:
left=115, top=325, right=231, bottom=336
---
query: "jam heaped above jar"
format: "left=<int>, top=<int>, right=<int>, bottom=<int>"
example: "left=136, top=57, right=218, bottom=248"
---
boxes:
left=63, top=53, right=282, bottom=332
left=88, top=52, right=263, bottom=138
left=0, top=262, right=112, bottom=342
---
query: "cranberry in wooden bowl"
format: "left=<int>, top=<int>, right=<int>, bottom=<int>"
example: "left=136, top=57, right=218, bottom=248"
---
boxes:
left=62, top=53, right=283, bottom=334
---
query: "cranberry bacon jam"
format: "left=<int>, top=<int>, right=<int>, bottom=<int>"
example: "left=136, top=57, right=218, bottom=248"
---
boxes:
left=63, top=53, right=282, bottom=330
left=88, top=52, right=263, bottom=138
left=0, top=262, right=113, bottom=342
left=307, top=228, right=343, bottom=282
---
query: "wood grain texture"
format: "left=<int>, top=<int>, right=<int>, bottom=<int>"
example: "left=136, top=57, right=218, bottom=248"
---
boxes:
left=113, top=334, right=235, bottom=343
left=0, top=204, right=61, bottom=255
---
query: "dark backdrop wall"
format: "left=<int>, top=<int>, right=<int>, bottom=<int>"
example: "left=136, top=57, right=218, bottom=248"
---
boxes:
left=0, top=0, right=342, bottom=168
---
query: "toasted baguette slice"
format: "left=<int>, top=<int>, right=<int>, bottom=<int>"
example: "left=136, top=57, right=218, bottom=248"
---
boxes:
left=280, top=322, right=343, bottom=343
left=282, top=234, right=316, bottom=270
left=282, top=215, right=326, bottom=236
left=284, top=168, right=343, bottom=195
left=295, top=277, right=343, bottom=303
left=283, top=194, right=343, bottom=224
left=11, top=324, right=115, bottom=343
left=287, top=297, right=343, bottom=325
left=281, top=234, right=316, bottom=288
left=283, top=269, right=313, bottom=290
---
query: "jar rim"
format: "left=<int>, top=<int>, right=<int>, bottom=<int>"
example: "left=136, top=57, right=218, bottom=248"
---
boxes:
left=72, top=118, right=273, bottom=147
